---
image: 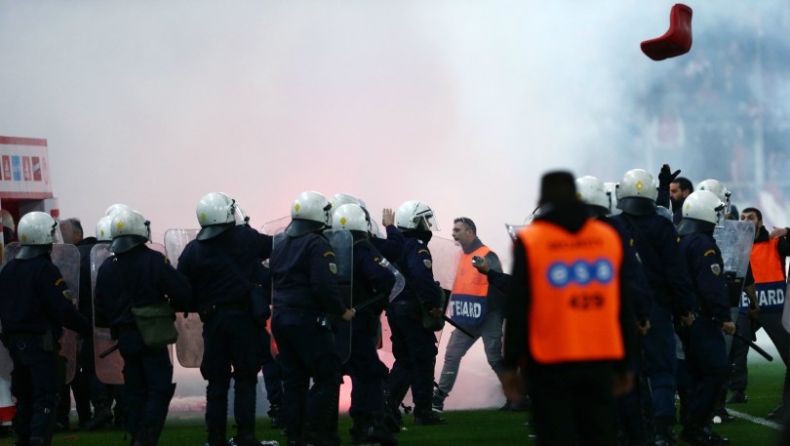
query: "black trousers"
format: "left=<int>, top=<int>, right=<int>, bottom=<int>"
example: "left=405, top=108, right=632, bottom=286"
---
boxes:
left=529, top=362, right=616, bottom=446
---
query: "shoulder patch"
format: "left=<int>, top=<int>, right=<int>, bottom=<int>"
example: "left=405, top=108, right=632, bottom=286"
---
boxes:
left=703, top=249, right=716, bottom=257
left=55, top=277, right=65, bottom=286
left=323, top=251, right=336, bottom=258
left=710, top=264, right=721, bottom=276
left=329, top=262, right=338, bottom=274
left=164, top=257, right=170, bottom=265
left=629, top=238, right=634, bottom=247
left=423, top=259, right=432, bottom=269
left=676, top=237, right=681, bottom=243
left=417, top=249, right=430, bottom=255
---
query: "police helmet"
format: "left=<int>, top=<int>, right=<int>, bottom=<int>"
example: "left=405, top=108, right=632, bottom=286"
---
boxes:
left=603, top=182, right=621, bottom=216
left=676, top=190, right=725, bottom=236
left=575, top=176, right=610, bottom=217
left=697, top=179, right=732, bottom=213
left=616, top=169, right=658, bottom=216
left=110, top=210, right=151, bottom=254
left=395, top=200, right=438, bottom=231
left=16, top=211, right=57, bottom=259
left=95, top=215, right=113, bottom=242
left=286, top=191, right=332, bottom=236
left=195, top=192, right=237, bottom=240
left=105, top=203, right=132, bottom=218
left=332, top=203, right=369, bottom=235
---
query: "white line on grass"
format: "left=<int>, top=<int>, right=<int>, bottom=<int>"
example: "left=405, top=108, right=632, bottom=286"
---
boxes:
left=727, top=409, right=782, bottom=430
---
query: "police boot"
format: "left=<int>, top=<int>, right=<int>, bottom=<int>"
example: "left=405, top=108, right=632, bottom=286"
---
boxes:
left=83, top=403, right=114, bottom=431
left=382, top=394, right=403, bottom=433
left=654, top=418, right=676, bottom=446
left=267, top=403, right=283, bottom=429
left=366, top=414, right=399, bottom=446
left=413, top=406, right=445, bottom=426
left=680, top=423, right=730, bottom=446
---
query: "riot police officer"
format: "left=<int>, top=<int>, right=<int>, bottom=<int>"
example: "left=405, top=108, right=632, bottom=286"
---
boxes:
left=94, top=210, right=191, bottom=446
left=613, top=169, right=696, bottom=445
left=384, top=200, right=445, bottom=426
left=270, top=191, right=355, bottom=446
left=176, top=192, right=275, bottom=446
left=333, top=204, right=399, bottom=446
left=676, top=191, right=735, bottom=445
left=0, top=212, right=92, bottom=446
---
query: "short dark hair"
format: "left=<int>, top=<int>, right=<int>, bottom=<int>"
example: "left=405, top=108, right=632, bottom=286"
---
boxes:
left=742, top=207, right=762, bottom=221
left=454, top=217, right=476, bottom=234
left=672, top=177, right=694, bottom=193
left=68, top=218, right=83, bottom=234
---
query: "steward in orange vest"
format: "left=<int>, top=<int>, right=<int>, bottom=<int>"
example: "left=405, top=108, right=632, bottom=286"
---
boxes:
left=502, top=171, right=636, bottom=446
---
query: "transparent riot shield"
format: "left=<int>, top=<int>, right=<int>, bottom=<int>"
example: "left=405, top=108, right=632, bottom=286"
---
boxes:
left=164, top=229, right=203, bottom=368
left=4, top=243, right=81, bottom=384
left=325, top=230, right=353, bottom=363
left=505, top=223, right=526, bottom=241
left=91, top=244, right=124, bottom=385
left=262, top=216, right=291, bottom=236
left=427, top=236, right=461, bottom=292
left=713, top=220, right=755, bottom=307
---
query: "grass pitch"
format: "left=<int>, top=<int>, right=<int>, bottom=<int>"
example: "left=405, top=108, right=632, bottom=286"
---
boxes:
left=4, top=360, right=784, bottom=445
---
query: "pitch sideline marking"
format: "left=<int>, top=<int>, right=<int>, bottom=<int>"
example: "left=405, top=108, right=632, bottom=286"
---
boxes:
left=727, top=409, right=782, bottom=430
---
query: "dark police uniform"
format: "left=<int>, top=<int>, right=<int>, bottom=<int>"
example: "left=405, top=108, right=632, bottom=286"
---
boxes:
left=370, top=225, right=405, bottom=262
left=0, top=254, right=92, bottom=446
left=94, top=244, right=191, bottom=446
left=345, top=237, right=397, bottom=445
left=176, top=225, right=272, bottom=446
left=677, top=231, right=731, bottom=444
left=257, top=261, right=284, bottom=429
left=613, top=211, right=695, bottom=442
left=384, top=231, right=444, bottom=425
left=270, top=229, right=348, bottom=446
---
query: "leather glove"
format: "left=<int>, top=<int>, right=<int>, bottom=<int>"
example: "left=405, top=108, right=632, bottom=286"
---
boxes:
left=658, top=164, right=681, bottom=190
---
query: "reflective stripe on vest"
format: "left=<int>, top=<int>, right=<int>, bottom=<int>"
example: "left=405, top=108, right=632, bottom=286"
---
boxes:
left=518, top=219, right=624, bottom=364
left=740, top=238, right=786, bottom=313
left=449, top=246, right=491, bottom=325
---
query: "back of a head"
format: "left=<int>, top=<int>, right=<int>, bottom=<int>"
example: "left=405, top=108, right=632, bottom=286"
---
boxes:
left=110, top=210, right=151, bottom=254
left=196, top=192, right=236, bottom=240
left=539, top=171, right=577, bottom=207
left=616, top=169, right=658, bottom=216
left=575, top=176, right=609, bottom=216
left=16, top=211, right=57, bottom=259
left=677, top=190, right=725, bottom=236
left=332, top=203, right=369, bottom=236
left=286, top=191, right=331, bottom=237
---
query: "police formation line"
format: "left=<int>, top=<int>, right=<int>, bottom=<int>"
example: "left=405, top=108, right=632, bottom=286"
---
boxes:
left=0, top=165, right=787, bottom=446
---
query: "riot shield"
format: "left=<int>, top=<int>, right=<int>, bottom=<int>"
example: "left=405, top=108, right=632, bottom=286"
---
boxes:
left=713, top=220, right=755, bottom=307
left=91, top=244, right=124, bottom=385
left=505, top=223, right=525, bottom=241
left=426, top=236, right=461, bottom=292
left=164, top=229, right=203, bottom=368
left=4, top=243, right=80, bottom=384
left=262, top=215, right=291, bottom=236
left=325, top=229, right=353, bottom=363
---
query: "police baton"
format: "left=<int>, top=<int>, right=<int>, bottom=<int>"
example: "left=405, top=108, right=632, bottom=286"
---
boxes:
left=352, top=294, right=389, bottom=313
left=99, top=343, right=120, bottom=359
left=443, top=316, right=475, bottom=338
left=732, top=331, right=773, bottom=362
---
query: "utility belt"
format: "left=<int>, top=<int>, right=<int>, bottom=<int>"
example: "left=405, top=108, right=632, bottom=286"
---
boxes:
left=2, top=330, right=58, bottom=352
left=199, top=301, right=249, bottom=321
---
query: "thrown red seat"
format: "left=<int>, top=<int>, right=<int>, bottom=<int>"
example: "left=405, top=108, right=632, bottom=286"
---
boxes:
left=641, top=4, right=693, bottom=61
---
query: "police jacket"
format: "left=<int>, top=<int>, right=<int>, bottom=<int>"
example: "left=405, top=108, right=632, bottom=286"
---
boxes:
left=352, top=236, right=396, bottom=317
left=94, top=244, right=192, bottom=329
left=370, top=225, right=405, bottom=262
left=177, top=225, right=273, bottom=307
left=504, top=200, right=636, bottom=370
left=270, top=231, right=346, bottom=319
left=0, top=255, right=91, bottom=338
left=392, top=231, right=443, bottom=309
left=603, top=216, right=653, bottom=321
left=679, top=231, right=730, bottom=321
left=612, top=211, right=695, bottom=315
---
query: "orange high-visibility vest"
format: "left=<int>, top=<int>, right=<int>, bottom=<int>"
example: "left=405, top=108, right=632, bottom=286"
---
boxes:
left=744, top=238, right=786, bottom=313
left=518, top=219, right=624, bottom=364
left=451, top=246, right=491, bottom=299
left=449, top=246, right=491, bottom=324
